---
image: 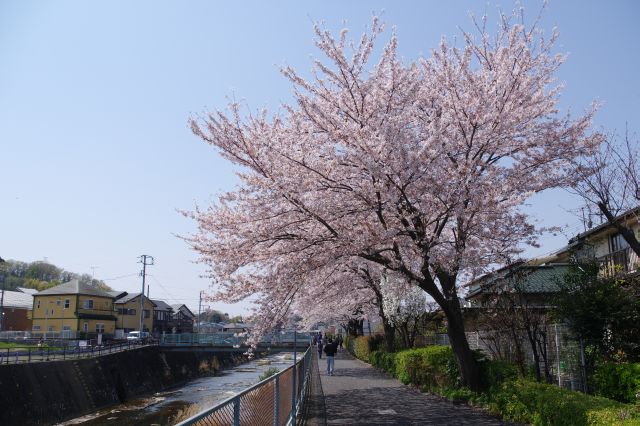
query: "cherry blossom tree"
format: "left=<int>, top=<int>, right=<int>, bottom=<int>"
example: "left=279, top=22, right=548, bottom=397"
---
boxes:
left=380, top=270, right=428, bottom=349
left=186, top=8, right=600, bottom=390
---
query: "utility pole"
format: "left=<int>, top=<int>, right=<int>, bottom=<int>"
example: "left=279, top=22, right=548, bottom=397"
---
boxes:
left=197, top=290, right=203, bottom=335
left=0, top=257, right=6, bottom=333
left=138, top=255, right=154, bottom=334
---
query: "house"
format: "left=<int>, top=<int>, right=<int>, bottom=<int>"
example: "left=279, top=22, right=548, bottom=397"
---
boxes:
left=465, top=260, right=571, bottom=308
left=114, top=292, right=156, bottom=334
left=151, top=299, right=174, bottom=335
left=553, top=207, right=640, bottom=275
left=0, top=290, right=33, bottom=331
left=32, top=279, right=117, bottom=338
left=170, top=304, right=195, bottom=333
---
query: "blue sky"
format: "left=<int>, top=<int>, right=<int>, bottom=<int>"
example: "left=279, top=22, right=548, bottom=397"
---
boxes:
left=1, top=1, right=639, bottom=315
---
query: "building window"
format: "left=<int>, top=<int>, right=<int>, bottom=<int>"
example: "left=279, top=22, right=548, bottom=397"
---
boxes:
left=611, top=233, right=630, bottom=252
left=128, top=308, right=136, bottom=315
left=95, top=323, right=105, bottom=333
left=48, top=326, right=54, bottom=332
left=63, top=326, right=71, bottom=331
left=37, top=300, right=41, bottom=309
left=64, top=299, right=70, bottom=309
left=144, top=309, right=150, bottom=318
left=56, top=299, right=61, bottom=306
left=33, top=325, right=41, bottom=331
left=84, top=299, right=94, bottom=309
left=83, top=322, right=88, bottom=332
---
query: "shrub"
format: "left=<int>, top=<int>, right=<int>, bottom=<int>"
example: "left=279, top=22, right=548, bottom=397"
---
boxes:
left=352, top=335, right=384, bottom=362
left=489, top=379, right=640, bottom=426
left=393, top=346, right=457, bottom=390
left=480, top=360, right=520, bottom=391
left=370, top=350, right=397, bottom=374
left=258, top=367, right=279, bottom=381
left=591, top=362, right=640, bottom=403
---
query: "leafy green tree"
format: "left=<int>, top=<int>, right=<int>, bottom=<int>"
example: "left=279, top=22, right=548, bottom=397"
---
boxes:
left=555, top=262, right=640, bottom=367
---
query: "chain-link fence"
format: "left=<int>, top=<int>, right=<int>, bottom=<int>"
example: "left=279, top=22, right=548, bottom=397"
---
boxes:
left=457, top=324, right=587, bottom=391
left=176, top=346, right=313, bottom=426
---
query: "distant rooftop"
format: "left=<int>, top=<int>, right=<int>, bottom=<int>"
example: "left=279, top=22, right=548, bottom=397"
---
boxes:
left=37, top=279, right=113, bottom=298
left=114, top=292, right=157, bottom=306
left=1, top=290, right=33, bottom=309
left=151, top=299, right=173, bottom=311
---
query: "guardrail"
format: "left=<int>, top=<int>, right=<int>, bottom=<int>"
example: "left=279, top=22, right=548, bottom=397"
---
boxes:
left=0, top=341, right=156, bottom=364
left=161, top=332, right=312, bottom=347
left=176, top=346, right=313, bottom=426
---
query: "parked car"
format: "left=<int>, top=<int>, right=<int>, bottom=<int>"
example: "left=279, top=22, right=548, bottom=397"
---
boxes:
left=126, top=331, right=150, bottom=342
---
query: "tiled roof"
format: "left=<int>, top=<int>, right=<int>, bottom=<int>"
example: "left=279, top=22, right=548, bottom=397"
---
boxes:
left=114, top=292, right=157, bottom=306
left=108, top=290, right=128, bottom=299
left=171, top=304, right=195, bottom=318
left=1, top=290, right=33, bottom=309
left=37, top=279, right=113, bottom=298
left=466, top=264, right=571, bottom=299
left=151, top=299, right=173, bottom=311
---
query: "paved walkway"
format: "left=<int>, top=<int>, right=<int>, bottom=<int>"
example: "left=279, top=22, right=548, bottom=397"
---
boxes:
left=316, top=349, right=508, bottom=426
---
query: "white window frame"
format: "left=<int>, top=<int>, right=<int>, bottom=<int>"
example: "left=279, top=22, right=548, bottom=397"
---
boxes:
left=84, top=299, right=94, bottom=309
left=64, top=299, right=70, bottom=309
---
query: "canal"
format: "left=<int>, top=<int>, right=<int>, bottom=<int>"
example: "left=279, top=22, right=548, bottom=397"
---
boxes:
left=59, top=351, right=297, bottom=426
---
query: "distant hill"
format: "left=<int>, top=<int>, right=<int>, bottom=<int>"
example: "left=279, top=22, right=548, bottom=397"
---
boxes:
left=0, top=259, right=113, bottom=292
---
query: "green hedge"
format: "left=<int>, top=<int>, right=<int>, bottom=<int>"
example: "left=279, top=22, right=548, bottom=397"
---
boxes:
left=365, top=346, right=639, bottom=425
left=393, top=346, right=459, bottom=390
left=370, top=350, right=397, bottom=374
left=490, top=379, right=640, bottom=426
left=346, top=334, right=384, bottom=362
left=591, top=362, right=640, bottom=403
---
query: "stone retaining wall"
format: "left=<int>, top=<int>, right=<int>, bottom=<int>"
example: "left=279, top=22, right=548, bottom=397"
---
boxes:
left=0, top=346, right=245, bottom=425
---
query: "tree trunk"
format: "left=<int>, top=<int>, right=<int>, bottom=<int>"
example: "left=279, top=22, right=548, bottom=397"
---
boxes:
left=598, top=202, right=640, bottom=257
left=526, top=327, right=543, bottom=382
left=382, top=318, right=396, bottom=352
left=445, top=303, right=483, bottom=391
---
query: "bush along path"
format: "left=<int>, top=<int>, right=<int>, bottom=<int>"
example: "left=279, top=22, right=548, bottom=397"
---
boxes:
left=317, top=348, right=508, bottom=425
left=346, top=338, right=640, bottom=426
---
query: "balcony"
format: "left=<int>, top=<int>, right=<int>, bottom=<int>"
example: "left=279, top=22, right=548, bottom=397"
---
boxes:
left=77, top=308, right=118, bottom=321
left=597, top=247, right=639, bottom=276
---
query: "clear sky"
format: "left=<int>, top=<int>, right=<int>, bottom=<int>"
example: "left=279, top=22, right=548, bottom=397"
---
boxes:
left=1, top=1, right=639, bottom=316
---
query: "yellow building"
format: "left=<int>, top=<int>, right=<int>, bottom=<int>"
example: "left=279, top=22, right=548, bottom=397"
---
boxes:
left=32, top=279, right=117, bottom=337
left=114, top=293, right=156, bottom=333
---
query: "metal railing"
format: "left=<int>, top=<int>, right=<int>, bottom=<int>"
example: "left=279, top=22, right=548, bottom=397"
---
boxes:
left=0, top=340, right=156, bottom=365
left=161, top=332, right=312, bottom=347
left=176, top=346, right=313, bottom=426
left=597, top=246, right=639, bottom=275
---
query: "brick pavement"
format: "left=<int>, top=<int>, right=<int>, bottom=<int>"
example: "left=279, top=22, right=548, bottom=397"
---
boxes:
left=315, top=348, right=509, bottom=426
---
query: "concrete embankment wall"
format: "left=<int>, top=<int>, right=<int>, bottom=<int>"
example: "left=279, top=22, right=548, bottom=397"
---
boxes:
left=0, top=346, right=245, bottom=426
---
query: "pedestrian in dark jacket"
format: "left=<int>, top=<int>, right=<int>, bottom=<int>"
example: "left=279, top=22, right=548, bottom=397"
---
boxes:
left=317, top=339, right=324, bottom=359
left=324, top=338, right=337, bottom=375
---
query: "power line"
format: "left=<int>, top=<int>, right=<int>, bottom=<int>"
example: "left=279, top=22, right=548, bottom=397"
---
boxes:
left=148, top=274, right=183, bottom=305
left=102, top=273, right=139, bottom=281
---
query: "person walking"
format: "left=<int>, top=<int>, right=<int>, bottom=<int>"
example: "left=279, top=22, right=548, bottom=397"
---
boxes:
left=317, top=338, right=324, bottom=359
left=324, top=337, right=337, bottom=375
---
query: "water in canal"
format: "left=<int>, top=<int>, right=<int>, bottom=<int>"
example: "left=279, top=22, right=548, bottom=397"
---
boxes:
left=59, top=351, right=297, bottom=426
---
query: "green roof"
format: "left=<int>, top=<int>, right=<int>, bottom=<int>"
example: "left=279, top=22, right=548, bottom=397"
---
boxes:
left=467, top=264, right=571, bottom=299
